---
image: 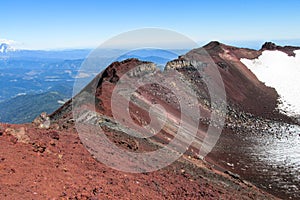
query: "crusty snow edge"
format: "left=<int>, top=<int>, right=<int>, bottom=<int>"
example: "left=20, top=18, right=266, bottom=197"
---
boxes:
left=241, top=50, right=300, bottom=116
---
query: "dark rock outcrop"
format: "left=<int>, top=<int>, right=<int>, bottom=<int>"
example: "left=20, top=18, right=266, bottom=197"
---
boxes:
left=261, top=42, right=300, bottom=56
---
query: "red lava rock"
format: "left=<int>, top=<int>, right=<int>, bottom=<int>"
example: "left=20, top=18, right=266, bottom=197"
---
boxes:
left=0, top=126, right=4, bottom=136
left=32, top=142, right=46, bottom=153
left=49, top=131, right=60, bottom=140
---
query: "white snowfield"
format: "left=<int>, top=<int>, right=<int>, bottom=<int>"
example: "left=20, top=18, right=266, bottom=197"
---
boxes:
left=241, top=50, right=300, bottom=116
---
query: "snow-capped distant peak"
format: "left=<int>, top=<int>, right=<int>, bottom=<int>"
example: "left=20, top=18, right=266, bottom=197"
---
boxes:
left=0, top=39, right=18, bottom=53
left=0, top=43, right=10, bottom=53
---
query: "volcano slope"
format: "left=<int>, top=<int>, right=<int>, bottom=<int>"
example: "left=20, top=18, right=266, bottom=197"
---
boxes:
left=1, top=41, right=298, bottom=199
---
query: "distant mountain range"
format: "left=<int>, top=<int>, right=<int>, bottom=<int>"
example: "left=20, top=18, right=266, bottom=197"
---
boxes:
left=0, top=48, right=91, bottom=61
left=116, top=49, right=179, bottom=66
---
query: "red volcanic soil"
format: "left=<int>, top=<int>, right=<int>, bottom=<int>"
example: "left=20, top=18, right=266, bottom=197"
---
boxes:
left=0, top=123, right=275, bottom=199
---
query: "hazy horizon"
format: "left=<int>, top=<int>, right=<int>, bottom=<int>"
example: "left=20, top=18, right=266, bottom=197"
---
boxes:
left=2, top=39, right=300, bottom=51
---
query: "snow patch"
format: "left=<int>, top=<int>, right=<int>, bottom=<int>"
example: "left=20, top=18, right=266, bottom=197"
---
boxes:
left=74, top=72, right=90, bottom=78
left=57, top=100, right=66, bottom=105
left=16, top=93, right=26, bottom=96
left=241, top=50, right=300, bottom=116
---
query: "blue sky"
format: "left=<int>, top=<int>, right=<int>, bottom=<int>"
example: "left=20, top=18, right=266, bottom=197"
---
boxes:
left=1, top=0, right=300, bottom=49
